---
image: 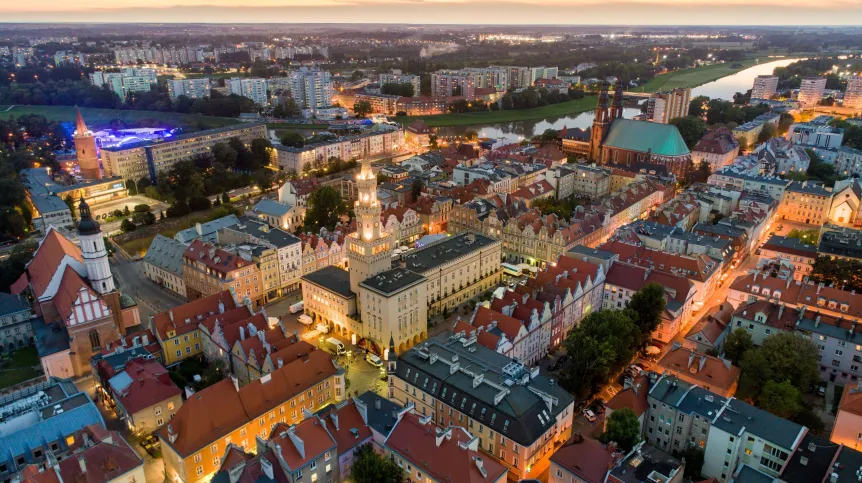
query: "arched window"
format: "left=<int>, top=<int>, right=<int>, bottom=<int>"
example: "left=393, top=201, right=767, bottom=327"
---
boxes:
left=88, top=329, right=101, bottom=350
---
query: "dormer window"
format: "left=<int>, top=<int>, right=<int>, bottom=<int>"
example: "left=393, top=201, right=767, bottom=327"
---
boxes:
left=829, top=301, right=838, bottom=310
left=818, top=297, right=826, bottom=306
left=773, top=290, right=782, bottom=299
left=762, top=289, right=771, bottom=297
left=752, top=285, right=760, bottom=294
left=841, top=303, right=850, bottom=313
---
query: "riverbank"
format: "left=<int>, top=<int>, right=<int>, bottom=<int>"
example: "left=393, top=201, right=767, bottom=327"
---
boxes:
left=397, top=96, right=597, bottom=128
left=397, top=57, right=778, bottom=128
left=0, top=105, right=240, bottom=128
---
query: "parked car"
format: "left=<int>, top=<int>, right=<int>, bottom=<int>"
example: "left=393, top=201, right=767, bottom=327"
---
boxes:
left=366, top=353, right=383, bottom=368
left=583, top=409, right=597, bottom=423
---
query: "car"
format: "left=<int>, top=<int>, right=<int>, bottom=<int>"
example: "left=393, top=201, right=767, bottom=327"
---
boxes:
left=366, top=353, right=383, bottom=368
left=583, top=409, right=597, bottom=423
left=818, top=385, right=826, bottom=396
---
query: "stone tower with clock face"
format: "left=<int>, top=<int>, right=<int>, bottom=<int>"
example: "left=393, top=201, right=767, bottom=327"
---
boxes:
left=347, top=158, right=393, bottom=306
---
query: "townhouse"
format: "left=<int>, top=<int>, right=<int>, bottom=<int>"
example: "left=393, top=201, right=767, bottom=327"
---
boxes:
left=656, top=344, right=740, bottom=397
left=778, top=180, right=833, bottom=225
left=759, top=235, right=817, bottom=281
left=388, top=333, right=575, bottom=482
left=159, top=349, right=345, bottom=483
left=142, top=235, right=188, bottom=298
left=182, top=240, right=264, bottom=305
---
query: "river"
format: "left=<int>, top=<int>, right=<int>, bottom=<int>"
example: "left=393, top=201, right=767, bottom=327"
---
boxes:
left=437, top=57, right=802, bottom=145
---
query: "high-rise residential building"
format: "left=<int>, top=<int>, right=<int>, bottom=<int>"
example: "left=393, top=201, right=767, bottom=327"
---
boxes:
left=844, top=76, right=862, bottom=110
left=431, top=71, right=475, bottom=98
left=91, top=70, right=156, bottom=100
left=751, top=75, right=779, bottom=100
left=530, top=66, right=559, bottom=84
left=226, top=77, right=268, bottom=106
left=167, top=78, right=211, bottom=100
left=798, top=77, right=827, bottom=106
left=645, top=87, right=691, bottom=123
left=53, top=51, right=86, bottom=66
left=379, top=70, right=421, bottom=97
left=121, top=67, right=157, bottom=83
left=288, top=67, right=334, bottom=109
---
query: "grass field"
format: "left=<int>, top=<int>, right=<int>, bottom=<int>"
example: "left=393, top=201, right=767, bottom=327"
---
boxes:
left=397, top=96, right=597, bottom=128
left=630, top=58, right=766, bottom=93
left=0, top=347, right=42, bottom=390
left=0, top=105, right=240, bottom=129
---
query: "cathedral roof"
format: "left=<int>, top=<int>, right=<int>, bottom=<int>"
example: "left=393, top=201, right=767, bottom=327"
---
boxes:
left=603, top=119, right=690, bottom=157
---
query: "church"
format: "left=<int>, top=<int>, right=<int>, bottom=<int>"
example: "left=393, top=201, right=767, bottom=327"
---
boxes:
left=570, top=81, right=693, bottom=179
left=11, top=199, right=139, bottom=376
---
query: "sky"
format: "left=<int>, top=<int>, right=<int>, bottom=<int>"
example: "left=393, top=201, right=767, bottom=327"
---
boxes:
left=2, top=0, right=862, bottom=25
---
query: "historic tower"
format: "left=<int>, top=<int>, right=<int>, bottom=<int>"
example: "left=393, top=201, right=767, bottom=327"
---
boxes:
left=74, top=108, right=101, bottom=180
left=347, top=158, right=393, bottom=301
left=610, top=79, right=625, bottom=120
left=589, top=82, right=611, bottom=162
left=77, top=197, right=115, bottom=295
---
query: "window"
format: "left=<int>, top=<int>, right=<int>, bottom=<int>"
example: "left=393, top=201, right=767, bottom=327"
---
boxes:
left=213, top=456, right=220, bottom=466
left=194, top=454, right=202, bottom=463
left=211, top=444, right=218, bottom=453
left=196, top=467, right=204, bottom=477
left=155, top=406, right=162, bottom=416
left=310, top=460, right=317, bottom=470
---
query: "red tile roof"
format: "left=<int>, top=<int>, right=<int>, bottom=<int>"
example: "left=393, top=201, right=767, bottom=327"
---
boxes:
left=605, top=375, right=649, bottom=416
left=657, top=346, right=740, bottom=394
left=112, top=358, right=181, bottom=415
left=184, top=240, right=253, bottom=274
left=322, top=400, right=373, bottom=456
left=52, top=266, right=103, bottom=325
left=269, top=418, right=336, bottom=470
left=153, top=290, right=238, bottom=340
left=838, top=384, right=862, bottom=417
left=550, top=435, right=620, bottom=483
left=22, top=228, right=84, bottom=298
left=24, top=427, right=143, bottom=483
left=385, top=412, right=508, bottom=483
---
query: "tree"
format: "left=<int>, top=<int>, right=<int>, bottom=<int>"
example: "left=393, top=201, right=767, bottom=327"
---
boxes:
left=350, top=444, right=403, bottom=483
left=280, top=132, right=305, bottom=148
left=64, top=195, right=76, bottom=219
left=250, top=138, right=273, bottom=169
left=410, top=178, right=424, bottom=203
left=304, top=186, right=348, bottom=232
left=786, top=229, right=819, bottom=245
left=680, top=447, right=705, bottom=480
left=737, top=332, right=819, bottom=400
left=125, top=179, right=137, bottom=195
left=736, top=135, right=750, bottom=152
left=253, top=168, right=275, bottom=192
left=757, top=122, right=778, bottom=144
left=810, top=256, right=862, bottom=292
left=758, top=380, right=802, bottom=419
left=723, top=329, right=753, bottom=366
left=120, top=218, right=136, bottom=233
left=625, top=283, right=666, bottom=342
left=353, top=100, right=373, bottom=118
left=539, top=128, right=559, bottom=142
left=123, top=206, right=130, bottom=216
left=603, top=409, right=641, bottom=451
left=211, top=142, right=238, bottom=168
left=137, top=177, right=152, bottom=194
left=381, top=82, right=415, bottom=97
left=222, top=192, right=230, bottom=204
left=669, top=116, right=707, bottom=149
left=778, top=113, right=795, bottom=135
left=350, top=70, right=365, bottom=82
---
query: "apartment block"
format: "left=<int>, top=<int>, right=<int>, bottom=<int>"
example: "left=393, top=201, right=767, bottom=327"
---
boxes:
left=798, top=77, right=827, bottom=106
left=182, top=240, right=264, bottom=305
left=751, top=75, right=779, bottom=101
left=388, top=333, right=575, bottom=482
left=431, top=71, right=475, bottom=98
left=646, top=88, right=691, bottom=124
left=289, top=67, right=334, bottom=109
left=167, top=78, right=211, bottom=100
left=777, top=180, right=833, bottom=225
left=159, top=349, right=344, bottom=483
left=227, top=77, right=268, bottom=106
left=379, top=71, right=421, bottom=96
left=845, top=76, right=862, bottom=109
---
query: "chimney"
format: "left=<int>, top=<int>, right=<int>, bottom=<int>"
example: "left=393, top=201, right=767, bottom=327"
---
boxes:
left=78, top=456, right=86, bottom=474
left=287, top=427, right=305, bottom=459
left=219, top=300, right=226, bottom=314
left=239, top=326, right=245, bottom=340
left=375, top=398, right=381, bottom=410
left=688, top=351, right=696, bottom=368
left=278, top=358, right=284, bottom=368
left=231, top=375, right=239, bottom=391
left=435, top=427, right=452, bottom=447
left=142, top=334, right=149, bottom=346
left=167, top=423, right=178, bottom=443
left=815, top=315, right=821, bottom=328
left=169, top=310, right=174, bottom=322
left=260, top=457, right=274, bottom=480
left=778, top=304, right=785, bottom=320
left=474, top=456, right=488, bottom=478
left=808, top=441, right=817, bottom=452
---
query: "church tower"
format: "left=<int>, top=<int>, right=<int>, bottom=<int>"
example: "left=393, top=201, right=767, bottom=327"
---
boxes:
left=77, top=197, right=115, bottom=295
left=347, top=158, right=393, bottom=300
left=610, top=79, right=625, bottom=120
left=74, top=108, right=102, bottom=180
left=589, top=82, right=611, bottom=162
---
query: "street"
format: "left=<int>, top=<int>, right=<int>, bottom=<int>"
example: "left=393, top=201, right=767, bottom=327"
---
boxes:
left=111, top=256, right=187, bottom=322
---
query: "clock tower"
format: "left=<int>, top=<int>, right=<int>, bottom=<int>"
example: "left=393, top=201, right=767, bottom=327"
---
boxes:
left=347, top=158, right=393, bottom=303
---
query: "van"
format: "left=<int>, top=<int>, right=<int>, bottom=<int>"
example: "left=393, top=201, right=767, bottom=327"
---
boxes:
left=289, top=301, right=304, bottom=314
left=297, top=314, right=313, bottom=326
left=325, top=337, right=346, bottom=356
left=366, top=353, right=383, bottom=368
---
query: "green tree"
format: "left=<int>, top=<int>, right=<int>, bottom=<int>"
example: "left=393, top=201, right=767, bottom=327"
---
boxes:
left=304, top=186, right=348, bottom=232
left=736, top=135, right=750, bottom=152
left=0, top=243, right=36, bottom=292
left=353, top=100, right=373, bottom=118
left=187, top=173, right=206, bottom=200
left=350, top=70, right=365, bottom=82
left=64, top=195, right=76, bottom=219
left=680, top=447, right=705, bottom=480
left=410, top=178, right=424, bottom=203
left=723, top=328, right=753, bottom=366
left=786, top=229, right=819, bottom=245
left=778, top=113, right=795, bottom=135
left=758, top=380, right=802, bottom=419
left=538, top=128, right=559, bottom=142
left=602, top=408, right=640, bottom=452
left=625, top=283, right=666, bottom=342
left=222, top=192, right=230, bottom=204
left=350, top=444, right=403, bottom=483
left=120, top=218, right=136, bottom=232
left=125, top=179, right=138, bottom=195
left=757, top=122, right=778, bottom=144
left=253, top=168, right=275, bottom=192
left=137, top=177, right=152, bottom=194
left=280, top=132, right=305, bottom=148
left=381, top=82, right=415, bottom=97
left=737, top=332, right=819, bottom=400
left=669, top=116, right=707, bottom=149
left=250, top=138, right=273, bottom=169
left=211, top=142, right=238, bottom=168
left=810, top=256, right=862, bottom=292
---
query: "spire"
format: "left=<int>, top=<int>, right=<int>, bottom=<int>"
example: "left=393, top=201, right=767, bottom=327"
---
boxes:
left=389, top=333, right=396, bottom=357
left=75, top=107, right=89, bottom=136
left=611, top=79, right=624, bottom=120
left=76, top=196, right=101, bottom=236
left=595, top=82, right=610, bottom=123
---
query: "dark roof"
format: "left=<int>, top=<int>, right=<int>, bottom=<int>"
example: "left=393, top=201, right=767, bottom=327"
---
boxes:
left=301, top=266, right=355, bottom=299
left=762, top=235, right=818, bottom=258
left=713, top=399, right=804, bottom=450
left=0, top=292, right=30, bottom=316
left=101, top=123, right=266, bottom=152
left=33, top=317, right=70, bottom=357
left=610, top=444, right=682, bottom=483
left=356, top=391, right=403, bottom=436
left=359, top=267, right=425, bottom=296
left=230, top=217, right=302, bottom=249
left=780, top=433, right=840, bottom=483
left=400, top=232, right=498, bottom=274
left=833, top=445, right=862, bottom=483
left=818, top=229, right=862, bottom=261
left=734, top=465, right=777, bottom=483
left=394, top=332, right=574, bottom=446
left=786, top=180, right=832, bottom=196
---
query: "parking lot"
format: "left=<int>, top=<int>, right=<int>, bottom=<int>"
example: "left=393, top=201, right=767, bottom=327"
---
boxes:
left=90, top=194, right=168, bottom=219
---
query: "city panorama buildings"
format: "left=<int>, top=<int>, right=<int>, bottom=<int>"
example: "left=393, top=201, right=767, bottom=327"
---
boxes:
left=301, top=158, right=502, bottom=355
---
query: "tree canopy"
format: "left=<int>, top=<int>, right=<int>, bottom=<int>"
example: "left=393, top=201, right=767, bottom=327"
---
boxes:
left=670, top=116, right=707, bottom=149
left=350, top=444, right=403, bottom=483
left=737, top=332, right=819, bottom=401
left=304, top=186, right=349, bottom=232
left=602, top=408, right=641, bottom=452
